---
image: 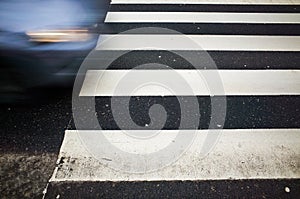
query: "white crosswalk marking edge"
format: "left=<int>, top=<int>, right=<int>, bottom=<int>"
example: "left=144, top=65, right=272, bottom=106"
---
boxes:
left=80, top=70, right=300, bottom=96
left=96, top=35, right=300, bottom=51
left=49, top=0, right=300, bottom=185
left=50, top=129, right=300, bottom=182
left=106, top=12, right=300, bottom=24
left=111, top=0, right=300, bottom=5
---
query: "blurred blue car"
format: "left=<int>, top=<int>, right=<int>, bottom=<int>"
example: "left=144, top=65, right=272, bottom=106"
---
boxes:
left=0, top=0, right=111, bottom=102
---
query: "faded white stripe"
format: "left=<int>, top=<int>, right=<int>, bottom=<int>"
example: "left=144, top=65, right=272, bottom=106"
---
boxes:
left=111, top=0, right=300, bottom=5
left=105, top=12, right=300, bottom=24
left=79, top=70, right=300, bottom=96
left=50, top=129, right=300, bottom=181
left=96, top=35, right=300, bottom=51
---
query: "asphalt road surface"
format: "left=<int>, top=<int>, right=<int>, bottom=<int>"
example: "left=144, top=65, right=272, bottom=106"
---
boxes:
left=1, top=94, right=299, bottom=198
left=0, top=92, right=72, bottom=198
left=1, top=0, right=300, bottom=198
left=0, top=94, right=299, bottom=198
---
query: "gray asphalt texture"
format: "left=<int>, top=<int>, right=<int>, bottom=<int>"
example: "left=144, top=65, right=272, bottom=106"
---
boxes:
left=1, top=48, right=300, bottom=198
left=1, top=2, right=300, bottom=198
left=0, top=91, right=73, bottom=198
left=0, top=92, right=299, bottom=198
left=45, top=179, right=300, bottom=199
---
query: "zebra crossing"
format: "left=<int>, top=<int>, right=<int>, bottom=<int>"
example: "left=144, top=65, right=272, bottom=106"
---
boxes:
left=44, top=0, right=300, bottom=197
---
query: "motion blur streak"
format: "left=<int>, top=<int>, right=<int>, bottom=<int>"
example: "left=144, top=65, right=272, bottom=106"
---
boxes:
left=0, top=0, right=111, bottom=102
left=26, top=29, right=91, bottom=43
left=0, top=0, right=107, bottom=32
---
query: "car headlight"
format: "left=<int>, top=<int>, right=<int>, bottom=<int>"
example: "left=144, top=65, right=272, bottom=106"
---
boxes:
left=26, top=29, right=91, bottom=43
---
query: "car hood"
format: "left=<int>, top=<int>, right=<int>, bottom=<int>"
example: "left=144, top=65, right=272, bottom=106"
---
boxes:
left=0, top=0, right=107, bottom=33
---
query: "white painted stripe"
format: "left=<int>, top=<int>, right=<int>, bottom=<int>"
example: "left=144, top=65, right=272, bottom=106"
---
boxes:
left=105, top=12, right=300, bottom=24
left=50, top=129, right=300, bottom=181
left=111, top=0, right=300, bottom=5
left=79, top=70, right=300, bottom=96
left=96, top=35, right=300, bottom=51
